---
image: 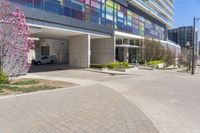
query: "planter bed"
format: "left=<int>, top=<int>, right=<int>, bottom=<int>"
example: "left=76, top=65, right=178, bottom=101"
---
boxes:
left=0, top=78, right=77, bottom=96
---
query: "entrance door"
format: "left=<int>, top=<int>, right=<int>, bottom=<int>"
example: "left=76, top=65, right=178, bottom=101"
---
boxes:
left=41, top=46, right=50, bottom=56
left=116, top=47, right=124, bottom=62
left=129, top=48, right=138, bottom=63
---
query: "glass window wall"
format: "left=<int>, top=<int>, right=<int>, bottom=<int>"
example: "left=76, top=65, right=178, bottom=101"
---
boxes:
left=10, top=0, right=165, bottom=40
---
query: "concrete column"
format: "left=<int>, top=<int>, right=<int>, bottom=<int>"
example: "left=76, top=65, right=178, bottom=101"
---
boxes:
left=140, top=39, right=145, bottom=61
left=91, top=36, right=116, bottom=64
left=69, top=34, right=90, bottom=68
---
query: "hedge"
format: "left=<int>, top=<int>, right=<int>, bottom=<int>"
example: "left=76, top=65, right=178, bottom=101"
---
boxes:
left=90, top=64, right=107, bottom=69
left=90, top=62, right=129, bottom=69
left=147, top=60, right=164, bottom=66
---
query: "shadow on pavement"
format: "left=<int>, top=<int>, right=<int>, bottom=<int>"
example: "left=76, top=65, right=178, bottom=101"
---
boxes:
left=29, top=64, right=70, bottom=73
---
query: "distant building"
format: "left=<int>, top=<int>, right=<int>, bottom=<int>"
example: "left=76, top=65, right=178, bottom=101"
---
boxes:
left=168, top=26, right=198, bottom=47
left=168, top=26, right=198, bottom=55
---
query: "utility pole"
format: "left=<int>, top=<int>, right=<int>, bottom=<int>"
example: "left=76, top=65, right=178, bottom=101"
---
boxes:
left=192, top=17, right=200, bottom=75
left=192, top=17, right=195, bottom=75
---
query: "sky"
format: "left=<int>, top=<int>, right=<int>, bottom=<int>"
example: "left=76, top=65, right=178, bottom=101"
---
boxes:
left=174, top=0, right=200, bottom=39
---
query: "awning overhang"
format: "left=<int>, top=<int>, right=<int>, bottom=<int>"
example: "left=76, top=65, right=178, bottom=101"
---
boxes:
left=114, top=31, right=144, bottom=40
left=28, top=23, right=111, bottom=40
left=116, top=44, right=143, bottom=48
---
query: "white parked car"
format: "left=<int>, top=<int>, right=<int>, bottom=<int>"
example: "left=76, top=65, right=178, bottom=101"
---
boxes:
left=32, top=55, right=57, bottom=65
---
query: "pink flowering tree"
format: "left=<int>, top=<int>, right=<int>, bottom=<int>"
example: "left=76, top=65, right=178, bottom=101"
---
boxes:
left=0, top=0, right=35, bottom=77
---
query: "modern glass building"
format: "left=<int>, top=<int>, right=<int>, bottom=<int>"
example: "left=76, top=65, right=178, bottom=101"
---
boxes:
left=10, top=0, right=180, bottom=67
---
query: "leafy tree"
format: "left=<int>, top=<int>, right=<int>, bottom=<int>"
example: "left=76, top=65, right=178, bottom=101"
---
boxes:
left=0, top=0, right=34, bottom=76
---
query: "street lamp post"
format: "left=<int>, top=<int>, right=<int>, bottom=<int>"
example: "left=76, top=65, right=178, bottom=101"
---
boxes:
left=192, top=17, right=200, bottom=75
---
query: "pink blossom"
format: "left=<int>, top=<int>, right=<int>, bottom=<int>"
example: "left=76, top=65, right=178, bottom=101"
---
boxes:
left=12, top=11, right=18, bottom=17
left=0, top=28, right=3, bottom=32
left=0, top=0, right=35, bottom=76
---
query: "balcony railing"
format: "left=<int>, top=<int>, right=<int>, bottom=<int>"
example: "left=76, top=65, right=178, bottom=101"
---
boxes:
left=157, top=0, right=174, bottom=14
left=134, top=0, right=173, bottom=27
left=150, top=0, right=173, bottom=20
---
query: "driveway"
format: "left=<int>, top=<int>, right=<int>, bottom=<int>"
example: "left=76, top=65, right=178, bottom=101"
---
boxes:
left=0, top=70, right=158, bottom=133
left=0, top=69, right=200, bottom=133
left=103, top=70, right=200, bottom=133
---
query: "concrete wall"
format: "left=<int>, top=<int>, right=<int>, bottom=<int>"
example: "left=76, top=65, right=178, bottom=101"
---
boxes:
left=91, top=37, right=116, bottom=64
left=28, top=49, right=36, bottom=63
left=28, top=39, right=69, bottom=63
left=40, top=39, right=69, bottom=63
left=69, top=35, right=90, bottom=68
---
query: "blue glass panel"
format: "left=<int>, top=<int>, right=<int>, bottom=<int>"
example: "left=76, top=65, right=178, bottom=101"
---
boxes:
left=10, top=0, right=33, bottom=7
left=71, top=0, right=84, bottom=11
left=45, top=1, right=61, bottom=14
left=71, top=9, right=84, bottom=20
left=63, top=7, right=71, bottom=17
left=34, top=0, right=43, bottom=9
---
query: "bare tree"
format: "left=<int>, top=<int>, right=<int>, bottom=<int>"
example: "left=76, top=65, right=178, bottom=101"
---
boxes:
left=144, top=38, right=178, bottom=66
left=144, top=38, right=165, bottom=61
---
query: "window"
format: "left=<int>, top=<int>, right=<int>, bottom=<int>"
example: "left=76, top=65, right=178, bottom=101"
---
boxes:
left=22, top=0, right=166, bottom=40
left=71, top=0, right=85, bottom=20
left=105, top=0, right=114, bottom=26
left=90, top=0, right=102, bottom=24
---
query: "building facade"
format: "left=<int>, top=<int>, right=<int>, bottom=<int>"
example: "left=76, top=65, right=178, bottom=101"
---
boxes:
left=10, top=0, right=180, bottom=67
left=168, top=26, right=198, bottom=48
left=168, top=26, right=199, bottom=56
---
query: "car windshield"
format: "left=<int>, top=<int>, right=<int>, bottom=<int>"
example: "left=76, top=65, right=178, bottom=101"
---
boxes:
left=41, top=56, right=48, bottom=59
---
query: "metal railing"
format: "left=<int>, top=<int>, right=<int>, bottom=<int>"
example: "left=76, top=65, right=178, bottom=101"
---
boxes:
left=150, top=0, right=173, bottom=20
left=133, top=0, right=173, bottom=26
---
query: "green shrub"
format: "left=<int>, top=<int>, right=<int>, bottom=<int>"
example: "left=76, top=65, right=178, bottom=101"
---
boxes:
left=107, top=62, right=129, bottom=69
left=90, top=64, right=107, bottom=69
left=91, top=62, right=129, bottom=69
left=119, top=62, right=129, bottom=67
left=139, top=60, right=146, bottom=65
left=0, top=69, right=9, bottom=84
left=147, top=60, right=164, bottom=66
left=107, top=63, right=116, bottom=69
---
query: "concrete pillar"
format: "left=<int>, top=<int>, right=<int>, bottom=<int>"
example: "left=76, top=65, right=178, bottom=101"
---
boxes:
left=91, top=36, right=116, bottom=64
left=69, top=34, right=90, bottom=68
left=140, top=39, right=145, bottom=61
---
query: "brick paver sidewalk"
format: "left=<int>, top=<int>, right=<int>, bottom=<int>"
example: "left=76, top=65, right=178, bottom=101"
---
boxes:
left=0, top=84, right=158, bottom=133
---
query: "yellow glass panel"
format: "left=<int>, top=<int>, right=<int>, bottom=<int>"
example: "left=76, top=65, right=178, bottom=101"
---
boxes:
left=127, top=10, right=132, bottom=16
left=114, top=3, right=117, bottom=9
left=106, top=0, right=113, bottom=7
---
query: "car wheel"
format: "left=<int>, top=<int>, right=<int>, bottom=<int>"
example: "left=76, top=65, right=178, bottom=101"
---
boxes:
left=50, top=60, right=55, bottom=64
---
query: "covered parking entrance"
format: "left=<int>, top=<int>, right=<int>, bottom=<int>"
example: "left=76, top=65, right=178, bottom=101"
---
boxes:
left=28, top=24, right=113, bottom=69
